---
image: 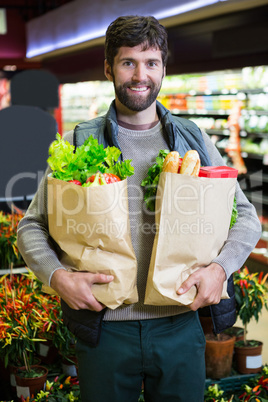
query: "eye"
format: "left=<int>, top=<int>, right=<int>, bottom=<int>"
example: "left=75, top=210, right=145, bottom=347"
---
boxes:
left=147, top=61, right=160, bottom=68
left=123, top=60, right=134, bottom=67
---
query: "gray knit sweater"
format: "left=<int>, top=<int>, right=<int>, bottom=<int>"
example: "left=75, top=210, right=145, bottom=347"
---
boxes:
left=17, top=121, right=261, bottom=321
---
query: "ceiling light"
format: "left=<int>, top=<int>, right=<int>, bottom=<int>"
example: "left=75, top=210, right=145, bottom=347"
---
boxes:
left=3, top=65, right=17, bottom=71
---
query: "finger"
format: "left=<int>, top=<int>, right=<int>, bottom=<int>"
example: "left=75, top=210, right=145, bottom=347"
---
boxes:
left=177, top=276, right=199, bottom=295
left=189, top=296, right=206, bottom=311
left=85, top=296, right=106, bottom=312
left=90, top=273, right=114, bottom=284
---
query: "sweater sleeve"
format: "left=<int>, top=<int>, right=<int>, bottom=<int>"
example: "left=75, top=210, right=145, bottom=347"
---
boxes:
left=201, top=130, right=262, bottom=278
left=17, top=131, right=74, bottom=286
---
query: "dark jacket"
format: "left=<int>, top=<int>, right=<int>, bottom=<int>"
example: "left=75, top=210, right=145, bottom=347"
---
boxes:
left=61, top=100, right=236, bottom=346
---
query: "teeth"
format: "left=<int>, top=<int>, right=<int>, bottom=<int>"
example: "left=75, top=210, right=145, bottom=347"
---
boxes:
left=130, top=87, right=147, bottom=92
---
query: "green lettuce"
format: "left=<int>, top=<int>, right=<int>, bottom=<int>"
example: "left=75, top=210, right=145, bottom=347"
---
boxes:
left=141, top=149, right=169, bottom=211
left=47, top=133, right=134, bottom=183
left=230, top=197, right=238, bottom=229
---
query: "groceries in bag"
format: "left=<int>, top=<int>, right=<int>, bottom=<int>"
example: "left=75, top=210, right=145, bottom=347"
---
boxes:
left=143, top=149, right=238, bottom=306
left=45, top=134, right=138, bottom=309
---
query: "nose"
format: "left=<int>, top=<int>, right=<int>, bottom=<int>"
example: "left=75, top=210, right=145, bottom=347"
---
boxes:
left=132, top=64, right=146, bottom=82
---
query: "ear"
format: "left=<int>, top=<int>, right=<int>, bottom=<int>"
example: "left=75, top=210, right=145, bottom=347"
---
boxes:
left=104, top=60, right=113, bottom=82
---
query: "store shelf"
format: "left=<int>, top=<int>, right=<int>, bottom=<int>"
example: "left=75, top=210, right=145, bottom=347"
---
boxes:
left=242, top=109, right=268, bottom=116
left=206, top=129, right=230, bottom=136
left=0, top=267, right=28, bottom=275
left=165, top=88, right=268, bottom=97
left=171, top=109, right=231, bottom=116
left=240, top=130, right=268, bottom=138
left=240, top=152, right=266, bottom=160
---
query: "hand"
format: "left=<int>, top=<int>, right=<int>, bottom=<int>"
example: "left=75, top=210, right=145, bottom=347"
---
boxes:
left=50, top=269, right=114, bottom=312
left=177, top=263, right=226, bottom=311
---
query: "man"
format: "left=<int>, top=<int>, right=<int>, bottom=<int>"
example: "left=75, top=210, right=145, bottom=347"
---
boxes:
left=17, top=16, right=261, bottom=402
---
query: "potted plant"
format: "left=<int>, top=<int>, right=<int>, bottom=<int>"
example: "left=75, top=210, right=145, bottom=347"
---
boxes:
left=0, top=273, right=49, bottom=396
left=205, top=331, right=236, bottom=380
left=0, top=273, right=46, bottom=368
left=233, top=267, right=268, bottom=374
left=15, top=351, right=48, bottom=400
left=199, top=307, right=236, bottom=380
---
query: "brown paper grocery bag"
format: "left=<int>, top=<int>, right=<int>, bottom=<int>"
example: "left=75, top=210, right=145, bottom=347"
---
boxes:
left=144, top=172, right=236, bottom=306
left=46, top=176, right=138, bottom=309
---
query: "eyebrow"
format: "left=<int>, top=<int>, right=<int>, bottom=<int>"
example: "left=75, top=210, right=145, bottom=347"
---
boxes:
left=119, top=57, right=162, bottom=63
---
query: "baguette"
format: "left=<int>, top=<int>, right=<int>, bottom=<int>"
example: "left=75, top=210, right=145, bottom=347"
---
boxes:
left=180, top=150, right=200, bottom=176
left=162, top=151, right=181, bottom=173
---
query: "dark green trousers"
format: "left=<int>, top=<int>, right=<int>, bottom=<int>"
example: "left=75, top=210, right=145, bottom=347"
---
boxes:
left=75, top=311, right=206, bottom=402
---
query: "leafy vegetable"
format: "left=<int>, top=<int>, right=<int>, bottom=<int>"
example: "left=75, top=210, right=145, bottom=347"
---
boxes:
left=47, top=133, right=134, bottom=183
left=230, top=196, right=238, bottom=229
left=141, top=149, right=169, bottom=211
left=47, top=133, right=76, bottom=181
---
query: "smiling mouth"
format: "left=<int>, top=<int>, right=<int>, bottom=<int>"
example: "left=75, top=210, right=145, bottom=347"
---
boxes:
left=129, top=86, right=149, bottom=92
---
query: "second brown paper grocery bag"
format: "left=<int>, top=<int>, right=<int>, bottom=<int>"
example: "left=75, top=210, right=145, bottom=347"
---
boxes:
left=144, top=172, right=237, bottom=306
left=47, top=176, right=138, bottom=309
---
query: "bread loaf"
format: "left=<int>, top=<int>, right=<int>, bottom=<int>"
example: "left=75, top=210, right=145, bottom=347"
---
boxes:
left=180, top=150, right=200, bottom=176
left=162, top=151, right=181, bottom=173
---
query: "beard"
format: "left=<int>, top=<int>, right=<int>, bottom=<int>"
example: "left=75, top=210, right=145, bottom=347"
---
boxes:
left=113, top=79, right=162, bottom=112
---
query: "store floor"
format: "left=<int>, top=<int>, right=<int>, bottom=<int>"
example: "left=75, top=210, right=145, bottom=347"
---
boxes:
left=236, top=304, right=268, bottom=365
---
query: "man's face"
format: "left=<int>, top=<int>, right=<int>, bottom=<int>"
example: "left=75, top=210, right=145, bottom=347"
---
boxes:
left=105, top=44, right=165, bottom=112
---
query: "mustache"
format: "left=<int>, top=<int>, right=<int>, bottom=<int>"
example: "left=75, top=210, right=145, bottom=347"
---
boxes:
left=123, top=81, right=152, bottom=88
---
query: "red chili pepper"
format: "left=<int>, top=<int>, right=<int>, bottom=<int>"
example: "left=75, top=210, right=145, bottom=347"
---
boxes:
left=258, top=272, right=264, bottom=284
left=86, top=173, right=121, bottom=185
left=177, top=158, right=183, bottom=173
left=253, top=385, right=260, bottom=392
left=69, top=180, right=82, bottom=186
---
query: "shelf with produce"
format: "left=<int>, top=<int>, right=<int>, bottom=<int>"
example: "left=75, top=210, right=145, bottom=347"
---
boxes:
left=161, top=88, right=267, bottom=97
left=217, top=145, right=267, bottom=161
left=60, top=80, right=114, bottom=134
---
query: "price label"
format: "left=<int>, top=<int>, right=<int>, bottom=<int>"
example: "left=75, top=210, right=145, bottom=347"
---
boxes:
left=16, top=385, right=30, bottom=398
left=246, top=354, right=262, bottom=369
left=10, top=373, right=16, bottom=387
left=39, top=343, right=49, bottom=357
left=263, top=154, right=268, bottom=165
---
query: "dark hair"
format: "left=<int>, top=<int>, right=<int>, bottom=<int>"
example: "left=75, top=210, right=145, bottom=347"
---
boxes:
left=105, top=16, right=168, bottom=68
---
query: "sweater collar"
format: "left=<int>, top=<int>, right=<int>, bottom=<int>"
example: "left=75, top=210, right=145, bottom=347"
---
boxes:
left=105, top=99, right=175, bottom=150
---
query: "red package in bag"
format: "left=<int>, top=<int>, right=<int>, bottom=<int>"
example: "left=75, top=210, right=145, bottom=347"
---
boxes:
left=199, top=166, right=238, bottom=178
